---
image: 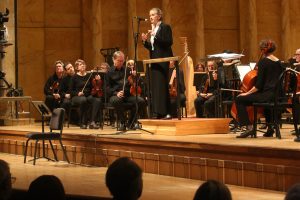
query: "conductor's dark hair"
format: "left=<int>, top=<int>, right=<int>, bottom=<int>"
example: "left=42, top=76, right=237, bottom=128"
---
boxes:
left=106, top=157, right=143, bottom=200
left=193, top=180, right=232, bottom=200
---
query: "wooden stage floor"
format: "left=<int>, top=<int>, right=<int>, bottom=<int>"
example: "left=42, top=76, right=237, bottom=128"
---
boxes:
left=1, top=119, right=300, bottom=193
left=1, top=120, right=299, bottom=150
left=2, top=153, right=285, bottom=200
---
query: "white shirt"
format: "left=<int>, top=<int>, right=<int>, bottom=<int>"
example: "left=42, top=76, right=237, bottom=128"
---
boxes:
left=150, top=21, right=161, bottom=51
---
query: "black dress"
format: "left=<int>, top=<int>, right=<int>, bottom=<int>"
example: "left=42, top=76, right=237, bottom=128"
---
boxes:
left=235, top=57, right=283, bottom=126
left=143, top=22, right=173, bottom=117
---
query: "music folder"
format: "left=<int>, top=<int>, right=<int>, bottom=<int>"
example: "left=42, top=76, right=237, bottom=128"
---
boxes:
left=193, top=72, right=207, bottom=87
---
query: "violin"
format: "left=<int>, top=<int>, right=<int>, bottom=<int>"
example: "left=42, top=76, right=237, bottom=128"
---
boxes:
left=127, top=61, right=142, bottom=96
left=50, top=81, right=61, bottom=102
left=231, top=52, right=264, bottom=123
left=91, top=67, right=103, bottom=97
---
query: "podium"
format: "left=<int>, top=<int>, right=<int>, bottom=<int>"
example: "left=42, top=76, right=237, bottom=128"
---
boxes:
left=143, top=56, right=181, bottom=119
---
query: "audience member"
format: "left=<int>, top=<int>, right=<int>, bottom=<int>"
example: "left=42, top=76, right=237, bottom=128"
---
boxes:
left=285, top=183, right=300, bottom=200
left=193, top=180, right=232, bottom=200
left=0, top=160, right=12, bottom=200
left=26, top=175, right=65, bottom=200
left=106, top=157, right=143, bottom=200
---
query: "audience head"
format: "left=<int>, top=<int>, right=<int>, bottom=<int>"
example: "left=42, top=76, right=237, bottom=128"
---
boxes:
left=27, top=175, right=65, bottom=200
left=193, top=180, right=232, bottom=200
left=106, top=157, right=143, bottom=200
left=0, top=160, right=12, bottom=200
left=285, top=183, right=300, bottom=200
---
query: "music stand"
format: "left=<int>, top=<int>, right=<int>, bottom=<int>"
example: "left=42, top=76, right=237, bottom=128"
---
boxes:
left=31, top=101, right=54, bottom=162
left=193, top=72, right=207, bottom=89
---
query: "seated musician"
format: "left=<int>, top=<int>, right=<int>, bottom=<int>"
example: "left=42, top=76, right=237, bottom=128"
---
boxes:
left=70, top=59, right=103, bottom=129
left=107, top=52, right=146, bottom=131
left=235, top=39, right=283, bottom=138
left=168, top=60, right=186, bottom=118
left=60, top=62, right=75, bottom=116
left=194, top=60, right=218, bottom=118
left=44, top=60, right=64, bottom=112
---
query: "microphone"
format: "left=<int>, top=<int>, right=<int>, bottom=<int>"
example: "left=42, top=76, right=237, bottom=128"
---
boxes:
left=134, top=16, right=148, bottom=22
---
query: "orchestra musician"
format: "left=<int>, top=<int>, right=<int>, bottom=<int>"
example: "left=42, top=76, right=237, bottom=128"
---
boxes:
left=168, top=60, right=186, bottom=118
left=107, top=51, right=146, bottom=131
left=44, top=60, right=64, bottom=112
left=194, top=60, right=219, bottom=118
left=141, top=7, right=173, bottom=119
left=235, top=39, right=283, bottom=138
left=70, top=59, right=102, bottom=129
left=60, top=62, right=75, bottom=117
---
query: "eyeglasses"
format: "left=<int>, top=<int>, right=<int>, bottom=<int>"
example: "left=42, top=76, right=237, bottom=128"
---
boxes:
left=295, top=54, right=300, bottom=56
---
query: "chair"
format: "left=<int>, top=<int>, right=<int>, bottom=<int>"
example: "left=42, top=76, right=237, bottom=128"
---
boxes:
left=252, top=69, right=298, bottom=139
left=24, top=108, right=70, bottom=165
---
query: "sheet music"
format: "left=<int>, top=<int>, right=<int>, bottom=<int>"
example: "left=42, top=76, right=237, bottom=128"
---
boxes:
left=235, top=65, right=252, bottom=81
left=207, top=53, right=244, bottom=60
left=249, top=62, right=256, bottom=70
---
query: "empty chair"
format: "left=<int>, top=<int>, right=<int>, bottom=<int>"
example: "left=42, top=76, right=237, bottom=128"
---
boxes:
left=24, top=108, right=70, bottom=165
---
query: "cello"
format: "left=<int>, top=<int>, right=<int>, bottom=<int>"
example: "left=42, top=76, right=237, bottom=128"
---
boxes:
left=231, top=53, right=264, bottom=123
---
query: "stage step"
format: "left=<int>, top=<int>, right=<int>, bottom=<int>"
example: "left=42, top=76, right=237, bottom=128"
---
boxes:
left=139, top=118, right=231, bottom=135
left=0, top=117, right=35, bottom=126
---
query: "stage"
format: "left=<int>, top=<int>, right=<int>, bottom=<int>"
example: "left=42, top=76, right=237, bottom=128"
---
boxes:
left=0, top=118, right=300, bottom=192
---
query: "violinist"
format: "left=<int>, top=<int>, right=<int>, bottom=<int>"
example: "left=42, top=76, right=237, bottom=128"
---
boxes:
left=235, top=39, right=283, bottom=138
left=44, top=60, right=64, bottom=112
left=168, top=60, right=186, bottom=117
left=70, top=59, right=102, bottom=129
left=107, top=51, right=146, bottom=131
left=60, top=62, right=76, bottom=123
left=194, top=60, right=218, bottom=118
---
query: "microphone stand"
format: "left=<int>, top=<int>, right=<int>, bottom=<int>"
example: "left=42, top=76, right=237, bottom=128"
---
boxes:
left=131, top=17, right=153, bottom=134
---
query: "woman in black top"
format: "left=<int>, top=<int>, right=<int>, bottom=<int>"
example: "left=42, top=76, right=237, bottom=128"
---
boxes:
left=235, top=39, right=283, bottom=138
left=70, top=59, right=102, bottom=129
left=141, top=7, right=173, bottom=119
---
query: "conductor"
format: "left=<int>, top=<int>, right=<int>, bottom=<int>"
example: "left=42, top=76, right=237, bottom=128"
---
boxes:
left=141, top=7, right=173, bottom=119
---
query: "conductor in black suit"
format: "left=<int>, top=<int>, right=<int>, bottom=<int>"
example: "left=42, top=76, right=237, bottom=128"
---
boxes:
left=141, top=7, right=173, bottom=119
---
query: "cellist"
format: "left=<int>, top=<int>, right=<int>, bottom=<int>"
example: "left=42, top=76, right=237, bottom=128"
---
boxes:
left=235, top=39, right=283, bottom=138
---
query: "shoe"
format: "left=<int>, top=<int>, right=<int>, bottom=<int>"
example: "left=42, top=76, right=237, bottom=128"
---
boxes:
left=236, top=129, right=256, bottom=138
left=80, top=124, right=87, bottom=129
left=89, top=122, right=99, bottom=129
left=118, top=124, right=126, bottom=131
left=259, top=124, right=267, bottom=129
left=162, top=114, right=172, bottom=120
left=263, top=129, right=274, bottom=137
